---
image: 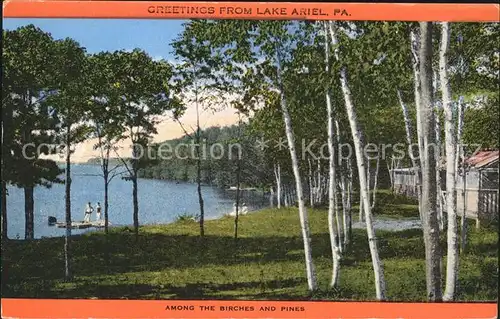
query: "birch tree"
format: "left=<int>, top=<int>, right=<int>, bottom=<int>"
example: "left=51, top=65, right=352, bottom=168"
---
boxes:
left=371, top=155, right=380, bottom=209
left=276, top=35, right=317, bottom=291
left=409, top=27, right=425, bottom=219
left=182, top=20, right=318, bottom=291
left=456, top=98, right=467, bottom=252
left=397, top=89, right=421, bottom=202
left=328, top=21, right=386, bottom=300
left=323, top=22, right=341, bottom=288
left=439, top=22, right=459, bottom=302
left=336, top=120, right=351, bottom=246
left=417, top=22, right=442, bottom=301
left=274, top=163, right=282, bottom=208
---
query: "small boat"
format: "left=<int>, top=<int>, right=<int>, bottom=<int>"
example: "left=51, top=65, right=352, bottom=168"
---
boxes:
left=48, top=216, right=57, bottom=225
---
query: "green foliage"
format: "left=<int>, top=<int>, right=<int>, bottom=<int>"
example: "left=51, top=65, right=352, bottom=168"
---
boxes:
left=2, top=25, right=64, bottom=189
left=2, top=20, right=498, bottom=296
left=176, top=212, right=200, bottom=223
left=448, top=23, right=499, bottom=95
left=463, top=94, right=500, bottom=149
left=139, top=123, right=274, bottom=189
left=3, top=193, right=497, bottom=300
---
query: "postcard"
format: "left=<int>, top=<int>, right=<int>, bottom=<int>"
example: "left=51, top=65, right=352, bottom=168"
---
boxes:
left=1, top=1, right=499, bottom=318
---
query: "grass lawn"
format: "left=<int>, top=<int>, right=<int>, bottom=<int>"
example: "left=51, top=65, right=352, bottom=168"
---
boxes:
left=2, top=191, right=498, bottom=301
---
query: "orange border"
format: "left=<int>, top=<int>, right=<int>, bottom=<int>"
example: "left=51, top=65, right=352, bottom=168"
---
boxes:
left=1, top=299, right=498, bottom=318
left=2, top=1, right=499, bottom=318
left=1, top=1, right=499, bottom=21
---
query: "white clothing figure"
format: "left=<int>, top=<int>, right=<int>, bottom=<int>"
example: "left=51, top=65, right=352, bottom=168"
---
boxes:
left=84, top=202, right=93, bottom=222
left=96, top=202, right=102, bottom=221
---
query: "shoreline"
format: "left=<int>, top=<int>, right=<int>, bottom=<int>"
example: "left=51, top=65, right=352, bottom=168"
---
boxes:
left=27, top=212, right=425, bottom=241
left=4, top=205, right=497, bottom=301
left=14, top=205, right=267, bottom=241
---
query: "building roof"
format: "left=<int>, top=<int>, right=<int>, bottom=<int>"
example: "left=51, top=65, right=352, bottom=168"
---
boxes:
left=465, top=150, right=499, bottom=169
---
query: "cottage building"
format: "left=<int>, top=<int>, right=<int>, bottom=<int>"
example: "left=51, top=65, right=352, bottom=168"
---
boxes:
left=391, top=150, right=499, bottom=227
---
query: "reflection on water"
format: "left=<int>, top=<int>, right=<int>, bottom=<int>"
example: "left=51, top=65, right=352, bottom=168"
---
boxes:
left=4, top=164, right=271, bottom=239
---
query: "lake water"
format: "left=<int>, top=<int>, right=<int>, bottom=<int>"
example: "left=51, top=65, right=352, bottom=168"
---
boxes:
left=4, top=164, right=272, bottom=239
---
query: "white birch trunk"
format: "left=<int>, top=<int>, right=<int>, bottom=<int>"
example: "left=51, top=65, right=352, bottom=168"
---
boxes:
left=276, top=43, right=317, bottom=291
left=274, top=163, right=282, bottom=209
left=308, top=158, right=314, bottom=207
left=283, top=184, right=289, bottom=207
left=316, top=159, right=322, bottom=205
left=460, top=160, right=467, bottom=252
left=366, top=159, right=371, bottom=197
left=371, top=155, right=380, bottom=209
left=359, top=192, right=364, bottom=222
left=336, top=120, right=350, bottom=247
left=322, top=176, right=328, bottom=204
left=341, top=178, right=349, bottom=246
left=440, top=22, right=459, bottom=301
left=455, top=97, right=467, bottom=251
left=333, top=175, right=343, bottom=253
left=329, top=21, right=386, bottom=300
left=323, top=23, right=341, bottom=287
left=411, top=29, right=425, bottom=171
left=270, top=186, right=275, bottom=207
left=418, top=22, right=443, bottom=301
left=433, top=69, right=444, bottom=231
left=455, top=99, right=465, bottom=175
left=397, top=89, right=423, bottom=218
left=410, top=29, right=425, bottom=219
left=347, top=161, right=353, bottom=243
left=327, top=92, right=342, bottom=287
left=387, top=156, right=394, bottom=191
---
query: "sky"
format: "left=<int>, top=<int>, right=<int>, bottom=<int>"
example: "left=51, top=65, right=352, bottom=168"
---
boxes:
left=3, top=18, right=187, bottom=61
left=3, top=18, right=241, bottom=162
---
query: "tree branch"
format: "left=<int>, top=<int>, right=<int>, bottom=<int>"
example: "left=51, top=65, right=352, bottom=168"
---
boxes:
left=172, top=116, right=195, bottom=139
left=108, top=169, right=127, bottom=184
left=112, top=147, right=133, bottom=176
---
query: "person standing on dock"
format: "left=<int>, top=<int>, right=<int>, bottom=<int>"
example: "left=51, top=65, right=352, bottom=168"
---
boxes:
left=96, top=202, right=102, bottom=221
left=84, top=202, right=93, bottom=222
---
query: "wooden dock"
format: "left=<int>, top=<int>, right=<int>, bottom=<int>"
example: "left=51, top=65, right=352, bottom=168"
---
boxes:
left=54, top=220, right=110, bottom=229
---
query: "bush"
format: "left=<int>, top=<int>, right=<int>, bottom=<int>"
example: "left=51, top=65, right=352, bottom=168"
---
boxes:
left=176, top=213, right=200, bottom=222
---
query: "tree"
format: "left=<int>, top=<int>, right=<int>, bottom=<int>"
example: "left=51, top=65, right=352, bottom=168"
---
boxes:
left=322, top=22, right=341, bottom=289
left=1, top=76, right=16, bottom=241
left=439, top=22, right=459, bottom=302
left=406, top=25, right=426, bottom=220
left=46, top=37, right=91, bottom=280
left=275, top=29, right=318, bottom=292
left=179, top=20, right=319, bottom=291
left=87, top=52, right=128, bottom=236
left=233, top=112, right=243, bottom=240
left=463, top=97, right=499, bottom=149
left=171, top=22, right=222, bottom=236
left=110, top=49, right=184, bottom=241
left=327, top=21, right=386, bottom=300
left=2, top=25, right=63, bottom=240
left=417, top=22, right=442, bottom=301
